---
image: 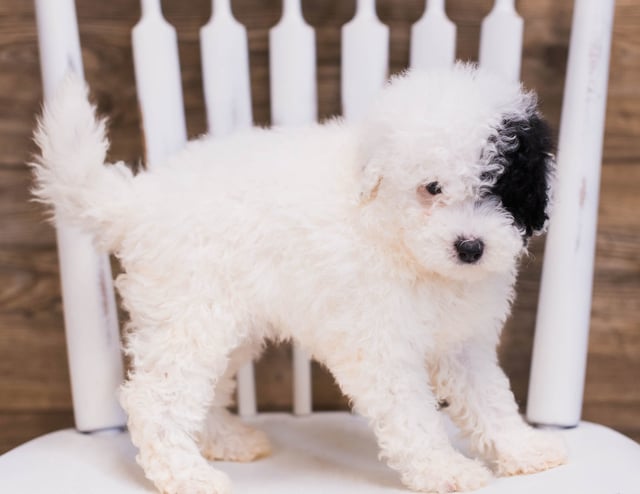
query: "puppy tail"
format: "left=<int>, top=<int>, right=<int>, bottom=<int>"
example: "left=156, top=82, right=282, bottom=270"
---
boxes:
left=31, top=75, right=134, bottom=248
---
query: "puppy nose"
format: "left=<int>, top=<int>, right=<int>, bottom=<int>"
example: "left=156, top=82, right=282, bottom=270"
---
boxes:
left=455, top=238, right=484, bottom=264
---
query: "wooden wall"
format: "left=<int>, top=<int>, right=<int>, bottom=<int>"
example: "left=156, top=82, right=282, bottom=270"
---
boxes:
left=0, top=0, right=638, bottom=453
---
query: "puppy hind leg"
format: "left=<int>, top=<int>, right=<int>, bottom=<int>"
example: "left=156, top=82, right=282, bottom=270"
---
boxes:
left=200, top=407, right=271, bottom=462
left=121, top=309, right=243, bottom=494
left=199, top=342, right=271, bottom=462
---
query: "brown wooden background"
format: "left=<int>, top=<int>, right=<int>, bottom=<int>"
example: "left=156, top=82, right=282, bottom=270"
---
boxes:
left=0, top=0, right=638, bottom=454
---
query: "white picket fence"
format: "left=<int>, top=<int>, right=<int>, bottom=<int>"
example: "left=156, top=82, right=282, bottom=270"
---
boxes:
left=34, top=0, right=614, bottom=432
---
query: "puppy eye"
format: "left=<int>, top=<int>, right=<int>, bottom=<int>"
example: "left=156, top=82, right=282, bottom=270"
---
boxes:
left=425, top=182, right=442, bottom=195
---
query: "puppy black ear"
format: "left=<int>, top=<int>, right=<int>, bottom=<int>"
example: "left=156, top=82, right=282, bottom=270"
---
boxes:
left=489, top=112, right=555, bottom=236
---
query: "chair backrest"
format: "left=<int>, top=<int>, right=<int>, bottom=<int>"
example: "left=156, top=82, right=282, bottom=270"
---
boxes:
left=34, top=0, right=615, bottom=432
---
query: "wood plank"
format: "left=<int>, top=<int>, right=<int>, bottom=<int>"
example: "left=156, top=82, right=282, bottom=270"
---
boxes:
left=0, top=311, right=72, bottom=411
left=0, top=11, right=42, bottom=169
left=0, top=247, right=60, bottom=313
left=0, top=411, right=74, bottom=455
left=582, top=402, right=640, bottom=444
left=0, top=168, right=56, bottom=248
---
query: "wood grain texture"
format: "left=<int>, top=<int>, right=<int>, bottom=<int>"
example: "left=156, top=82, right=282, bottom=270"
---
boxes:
left=0, top=0, right=639, bottom=454
left=0, top=411, right=74, bottom=454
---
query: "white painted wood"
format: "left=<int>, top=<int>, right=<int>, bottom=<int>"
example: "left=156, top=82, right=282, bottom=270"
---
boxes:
left=269, top=0, right=316, bottom=415
left=3, top=414, right=640, bottom=493
left=200, top=0, right=256, bottom=416
left=269, top=0, right=317, bottom=127
left=200, top=0, right=253, bottom=138
left=132, top=0, right=187, bottom=168
left=292, top=346, right=312, bottom=416
left=34, top=0, right=125, bottom=432
left=235, top=363, right=257, bottom=417
left=341, top=0, right=389, bottom=121
left=410, top=0, right=456, bottom=70
left=479, top=0, right=523, bottom=82
left=527, top=0, right=616, bottom=428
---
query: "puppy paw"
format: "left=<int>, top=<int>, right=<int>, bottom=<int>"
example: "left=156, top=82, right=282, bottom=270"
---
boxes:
left=158, top=464, right=231, bottom=494
left=402, top=452, right=493, bottom=493
left=492, top=428, right=568, bottom=476
left=201, top=422, right=271, bottom=462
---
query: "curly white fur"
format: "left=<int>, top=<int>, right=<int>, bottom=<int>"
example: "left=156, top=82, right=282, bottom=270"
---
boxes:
left=31, top=65, right=567, bottom=493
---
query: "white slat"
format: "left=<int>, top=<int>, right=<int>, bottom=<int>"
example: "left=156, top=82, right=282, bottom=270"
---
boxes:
left=200, top=0, right=253, bottom=138
left=132, top=0, right=187, bottom=168
left=34, top=0, right=125, bottom=432
left=292, top=345, right=312, bottom=416
left=527, top=0, right=616, bottom=427
left=269, top=0, right=316, bottom=415
left=200, top=0, right=257, bottom=417
left=235, top=363, right=257, bottom=417
left=341, top=0, right=389, bottom=121
left=479, top=0, right=523, bottom=82
left=410, top=0, right=456, bottom=70
left=269, top=0, right=317, bottom=127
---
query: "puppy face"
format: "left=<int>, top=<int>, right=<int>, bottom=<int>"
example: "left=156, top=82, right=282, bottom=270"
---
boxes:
left=358, top=65, right=554, bottom=281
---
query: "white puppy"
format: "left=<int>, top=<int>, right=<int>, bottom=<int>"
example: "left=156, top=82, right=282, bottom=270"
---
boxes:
left=31, top=64, right=567, bottom=493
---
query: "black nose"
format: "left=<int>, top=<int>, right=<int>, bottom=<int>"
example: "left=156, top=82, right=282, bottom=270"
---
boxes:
left=455, top=238, right=484, bottom=264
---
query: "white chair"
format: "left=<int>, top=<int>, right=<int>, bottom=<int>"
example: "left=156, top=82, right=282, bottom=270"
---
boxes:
left=2, top=0, right=639, bottom=492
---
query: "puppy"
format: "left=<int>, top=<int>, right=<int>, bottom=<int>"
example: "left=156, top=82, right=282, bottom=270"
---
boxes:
left=31, top=64, right=567, bottom=493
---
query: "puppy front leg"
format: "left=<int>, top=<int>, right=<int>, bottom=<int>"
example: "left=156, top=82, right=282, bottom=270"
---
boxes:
left=430, top=339, right=567, bottom=476
left=325, top=342, right=492, bottom=493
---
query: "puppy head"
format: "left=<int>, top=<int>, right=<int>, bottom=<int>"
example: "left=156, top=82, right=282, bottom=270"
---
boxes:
left=357, top=64, right=554, bottom=281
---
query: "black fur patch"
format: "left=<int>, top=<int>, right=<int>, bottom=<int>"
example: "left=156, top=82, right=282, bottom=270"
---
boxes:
left=486, top=113, right=554, bottom=236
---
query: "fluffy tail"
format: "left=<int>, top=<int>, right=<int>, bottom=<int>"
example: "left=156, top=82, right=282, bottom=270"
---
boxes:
left=31, top=75, right=134, bottom=249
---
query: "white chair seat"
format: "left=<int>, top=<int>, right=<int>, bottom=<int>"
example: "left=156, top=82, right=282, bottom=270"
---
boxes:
left=1, top=412, right=639, bottom=493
